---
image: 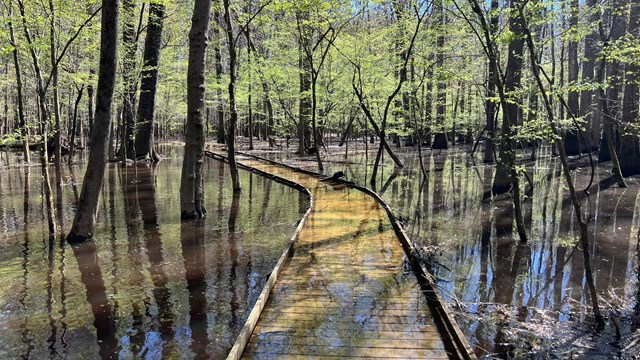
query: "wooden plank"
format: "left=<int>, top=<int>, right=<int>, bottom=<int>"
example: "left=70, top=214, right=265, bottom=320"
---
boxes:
left=248, top=332, right=444, bottom=345
left=243, top=343, right=450, bottom=359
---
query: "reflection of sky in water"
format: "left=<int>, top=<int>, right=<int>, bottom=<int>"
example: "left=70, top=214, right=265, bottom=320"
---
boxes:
left=0, top=146, right=303, bottom=359
left=277, top=145, right=640, bottom=357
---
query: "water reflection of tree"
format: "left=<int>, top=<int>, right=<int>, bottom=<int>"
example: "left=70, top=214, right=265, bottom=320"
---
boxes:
left=70, top=240, right=119, bottom=358
left=136, top=165, right=175, bottom=353
left=180, top=218, right=208, bottom=359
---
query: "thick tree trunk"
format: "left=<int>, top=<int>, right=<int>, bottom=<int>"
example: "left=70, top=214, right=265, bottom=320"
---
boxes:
left=493, top=0, right=525, bottom=193
left=134, top=1, right=165, bottom=161
left=67, top=0, right=119, bottom=242
left=87, top=70, right=95, bottom=139
left=181, top=0, right=212, bottom=218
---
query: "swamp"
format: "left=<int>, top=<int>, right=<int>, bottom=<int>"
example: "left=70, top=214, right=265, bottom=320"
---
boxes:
left=1, top=0, right=640, bottom=358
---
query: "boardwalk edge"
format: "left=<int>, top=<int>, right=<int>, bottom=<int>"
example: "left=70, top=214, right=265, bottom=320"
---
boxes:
left=204, top=151, right=314, bottom=360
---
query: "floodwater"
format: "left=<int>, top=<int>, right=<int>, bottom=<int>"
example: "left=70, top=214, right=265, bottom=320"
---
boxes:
left=0, top=146, right=305, bottom=359
left=257, top=142, right=640, bottom=358
left=1, top=142, right=639, bottom=359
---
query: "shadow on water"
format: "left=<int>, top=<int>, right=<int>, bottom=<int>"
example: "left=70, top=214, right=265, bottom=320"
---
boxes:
left=0, top=146, right=301, bottom=359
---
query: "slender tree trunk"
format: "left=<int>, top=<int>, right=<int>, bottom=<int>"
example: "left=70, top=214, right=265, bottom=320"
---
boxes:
left=222, top=0, right=241, bottom=193
left=134, top=1, right=165, bottom=161
left=298, top=41, right=312, bottom=155
left=433, top=0, right=448, bottom=149
left=214, top=11, right=225, bottom=144
left=564, top=0, right=581, bottom=155
left=6, top=4, right=30, bottom=163
left=68, top=86, right=84, bottom=164
left=483, top=0, right=499, bottom=163
left=181, top=0, right=212, bottom=217
left=580, top=0, right=600, bottom=150
left=120, top=0, right=138, bottom=160
left=67, top=0, right=119, bottom=242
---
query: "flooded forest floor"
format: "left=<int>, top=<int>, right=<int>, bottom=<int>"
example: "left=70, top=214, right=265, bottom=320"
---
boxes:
left=0, top=140, right=639, bottom=359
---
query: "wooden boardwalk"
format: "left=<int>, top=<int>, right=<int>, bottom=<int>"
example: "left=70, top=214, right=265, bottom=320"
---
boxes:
left=208, top=153, right=474, bottom=360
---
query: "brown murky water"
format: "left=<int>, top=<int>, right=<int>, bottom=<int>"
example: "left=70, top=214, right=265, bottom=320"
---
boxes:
left=0, top=146, right=304, bottom=359
left=256, top=143, right=640, bottom=358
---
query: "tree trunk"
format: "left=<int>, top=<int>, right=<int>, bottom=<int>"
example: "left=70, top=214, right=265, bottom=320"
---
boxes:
left=87, top=70, right=95, bottom=139
left=223, top=0, right=241, bottom=193
left=432, top=0, right=448, bottom=150
left=6, top=4, right=30, bottom=163
left=181, top=0, right=212, bottom=218
left=214, top=11, right=226, bottom=144
left=493, top=0, right=525, bottom=194
left=619, top=1, right=640, bottom=176
left=134, top=1, right=165, bottom=161
left=67, top=0, right=119, bottom=242
left=564, top=0, right=581, bottom=155
left=483, top=0, right=498, bottom=163
left=580, top=0, right=600, bottom=150
left=121, top=0, right=138, bottom=160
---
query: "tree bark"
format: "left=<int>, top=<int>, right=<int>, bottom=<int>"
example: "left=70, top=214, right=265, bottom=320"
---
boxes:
left=134, top=1, right=165, bottom=161
left=432, top=0, right=448, bottom=150
left=67, top=0, right=119, bottom=242
left=483, top=0, right=499, bottom=163
left=493, top=0, right=525, bottom=194
left=214, top=10, right=226, bottom=144
left=564, top=0, right=581, bottom=155
left=580, top=0, right=600, bottom=149
left=120, top=0, right=138, bottom=160
left=181, top=0, right=212, bottom=218
left=6, top=3, right=30, bottom=163
left=223, top=0, right=242, bottom=193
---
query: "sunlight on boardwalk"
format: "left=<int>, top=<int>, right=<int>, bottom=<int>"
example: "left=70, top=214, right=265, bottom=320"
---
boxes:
left=236, top=159, right=450, bottom=359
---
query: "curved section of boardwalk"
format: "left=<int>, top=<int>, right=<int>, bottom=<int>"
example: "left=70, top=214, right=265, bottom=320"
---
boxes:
left=214, top=154, right=471, bottom=359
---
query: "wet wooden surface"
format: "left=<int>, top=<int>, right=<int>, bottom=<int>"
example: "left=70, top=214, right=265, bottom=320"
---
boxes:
left=234, top=157, right=451, bottom=359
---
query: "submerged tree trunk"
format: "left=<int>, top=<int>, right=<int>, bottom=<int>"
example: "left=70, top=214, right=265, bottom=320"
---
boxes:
left=181, top=0, right=212, bottom=218
left=134, top=1, right=165, bottom=161
left=483, top=0, right=499, bottom=163
left=120, top=0, right=137, bottom=160
left=67, top=0, right=119, bottom=242
left=6, top=4, right=30, bottom=163
left=432, top=0, right=448, bottom=150
left=520, top=7, right=605, bottom=328
left=493, top=0, right=524, bottom=194
left=223, top=0, right=241, bottom=193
